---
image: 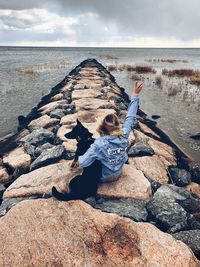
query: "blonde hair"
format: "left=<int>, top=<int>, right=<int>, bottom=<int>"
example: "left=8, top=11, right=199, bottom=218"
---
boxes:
left=97, top=113, right=123, bottom=137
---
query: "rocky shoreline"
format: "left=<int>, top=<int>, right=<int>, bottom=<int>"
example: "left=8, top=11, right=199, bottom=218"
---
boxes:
left=0, top=58, right=200, bottom=266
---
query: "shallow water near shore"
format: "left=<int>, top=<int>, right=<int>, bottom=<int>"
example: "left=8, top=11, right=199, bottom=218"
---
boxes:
left=0, top=46, right=199, bottom=164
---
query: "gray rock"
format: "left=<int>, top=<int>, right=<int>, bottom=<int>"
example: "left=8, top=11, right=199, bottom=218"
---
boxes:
left=34, top=143, right=54, bottom=157
left=49, top=109, right=65, bottom=119
left=94, top=198, right=148, bottom=222
left=146, top=195, right=189, bottom=233
left=20, top=128, right=54, bottom=147
left=128, top=141, right=155, bottom=157
left=146, top=185, right=200, bottom=233
left=168, top=167, right=191, bottom=186
left=167, top=185, right=200, bottom=214
left=0, top=184, right=5, bottom=203
left=0, top=197, right=26, bottom=217
left=188, top=162, right=200, bottom=184
left=23, top=142, right=36, bottom=157
left=0, top=195, right=50, bottom=217
left=61, top=103, right=75, bottom=115
left=173, top=230, right=200, bottom=259
left=30, top=145, right=64, bottom=171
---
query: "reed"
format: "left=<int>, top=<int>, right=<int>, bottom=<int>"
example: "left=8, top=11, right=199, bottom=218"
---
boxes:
left=155, top=76, right=163, bottom=87
left=106, top=64, right=117, bottom=71
left=145, top=59, right=189, bottom=63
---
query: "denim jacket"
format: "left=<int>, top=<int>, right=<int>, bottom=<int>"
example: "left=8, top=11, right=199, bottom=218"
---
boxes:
left=78, top=95, right=139, bottom=182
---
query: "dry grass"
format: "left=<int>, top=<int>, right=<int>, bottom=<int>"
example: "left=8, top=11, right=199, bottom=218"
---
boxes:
left=162, top=68, right=200, bottom=86
left=155, top=76, right=163, bottom=87
left=189, top=74, right=200, bottom=86
left=131, top=73, right=142, bottom=80
left=106, top=64, right=118, bottom=71
left=145, top=59, right=189, bottom=63
left=100, top=54, right=118, bottom=60
left=135, top=65, right=156, bottom=74
left=167, top=84, right=182, bottom=96
left=19, top=67, right=37, bottom=74
left=162, top=68, right=199, bottom=77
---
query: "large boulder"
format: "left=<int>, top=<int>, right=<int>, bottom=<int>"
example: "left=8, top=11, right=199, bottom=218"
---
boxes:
left=60, top=109, right=116, bottom=126
left=28, top=115, right=59, bottom=129
left=3, top=160, right=82, bottom=199
left=97, top=164, right=152, bottom=201
left=129, top=155, right=169, bottom=184
left=38, top=100, right=69, bottom=114
left=3, top=146, right=31, bottom=171
left=0, top=199, right=198, bottom=267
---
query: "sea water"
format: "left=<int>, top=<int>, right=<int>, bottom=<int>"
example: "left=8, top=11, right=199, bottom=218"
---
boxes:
left=0, top=47, right=199, bottom=163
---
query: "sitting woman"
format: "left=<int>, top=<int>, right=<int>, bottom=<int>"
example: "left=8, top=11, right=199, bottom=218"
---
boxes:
left=52, top=81, right=143, bottom=201
left=78, top=81, right=143, bottom=182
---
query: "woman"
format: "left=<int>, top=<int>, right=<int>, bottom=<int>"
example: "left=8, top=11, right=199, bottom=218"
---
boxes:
left=77, top=81, right=143, bottom=182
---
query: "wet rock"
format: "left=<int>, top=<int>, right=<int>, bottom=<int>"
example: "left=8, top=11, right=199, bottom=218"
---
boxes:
left=49, top=108, right=64, bottom=119
left=20, top=128, right=55, bottom=147
left=138, top=122, right=160, bottom=138
left=94, top=198, right=148, bottom=222
left=0, top=168, right=10, bottom=183
left=190, top=133, right=200, bottom=140
left=168, top=167, right=191, bottom=186
left=30, top=145, right=65, bottom=171
left=152, top=115, right=161, bottom=120
left=173, top=230, right=200, bottom=259
left=128, top=141, right=155, bottom=157
left=97, top=164, right=152, bottom=201
left=0, top=199, right=198, bottom=267
left=3, top=147, right=31, bottom=172
left=28, top=115, right=60, bottom=130
left=4, top=160, right=81, bottom=199
left=129, top=155, right=169, bottom=184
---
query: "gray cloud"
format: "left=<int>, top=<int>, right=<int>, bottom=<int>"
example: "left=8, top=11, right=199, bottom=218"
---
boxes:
left=0, top=0, right=200, bottom=46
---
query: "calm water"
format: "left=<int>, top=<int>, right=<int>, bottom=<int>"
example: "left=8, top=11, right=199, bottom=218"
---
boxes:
left=0, top=47, right=199, bottom=163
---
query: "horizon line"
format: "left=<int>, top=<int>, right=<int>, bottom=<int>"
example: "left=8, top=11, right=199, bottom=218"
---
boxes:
left=0, top=45, right=200, bottom=49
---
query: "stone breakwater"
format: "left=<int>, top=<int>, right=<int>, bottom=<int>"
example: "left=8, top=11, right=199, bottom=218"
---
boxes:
left=0, top=58, right=199, bottom=266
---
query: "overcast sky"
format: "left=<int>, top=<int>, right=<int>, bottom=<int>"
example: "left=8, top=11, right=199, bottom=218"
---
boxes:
left=0, top=0, right=200, bottom=47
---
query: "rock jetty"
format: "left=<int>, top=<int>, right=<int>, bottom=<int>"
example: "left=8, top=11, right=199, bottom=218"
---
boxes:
left=0, top=59, right=199, bottom=266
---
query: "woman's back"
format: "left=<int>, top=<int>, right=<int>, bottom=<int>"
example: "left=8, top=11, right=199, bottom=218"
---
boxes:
left=78, top=92, right=141, bottom=182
